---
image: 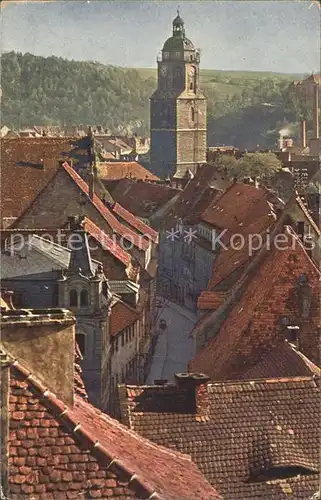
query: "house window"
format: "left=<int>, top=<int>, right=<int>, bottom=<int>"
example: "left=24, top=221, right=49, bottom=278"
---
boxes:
left=80, top=289, right=88, bottom=307
left=121, top=332, right=125, bottom=347
left=76, top=333, right=85, bottom=356
left=70, top=289, right=78, bottom=307
left=115, top=338, right=119, bottom=352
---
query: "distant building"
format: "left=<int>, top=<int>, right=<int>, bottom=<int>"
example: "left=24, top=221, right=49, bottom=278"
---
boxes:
left=1, top=230, right=112, bottom=408
left=150, top=11, right=207, bottom=179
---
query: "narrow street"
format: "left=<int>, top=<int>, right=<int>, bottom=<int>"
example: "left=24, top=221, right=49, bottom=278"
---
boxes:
left=146, top=298, right=196, bottom=384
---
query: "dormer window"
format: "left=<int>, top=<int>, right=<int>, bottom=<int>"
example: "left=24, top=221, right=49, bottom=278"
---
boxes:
left=250, top=465, right=317, bottom=482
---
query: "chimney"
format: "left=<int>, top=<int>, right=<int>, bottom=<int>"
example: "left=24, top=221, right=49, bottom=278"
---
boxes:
left=1, top=309, right=75, bottom=405
left=174, top=372, right=210, bottom=417
left=300, top=119, right=307, bottom=148
left=312, top=83, right=319, bottom=139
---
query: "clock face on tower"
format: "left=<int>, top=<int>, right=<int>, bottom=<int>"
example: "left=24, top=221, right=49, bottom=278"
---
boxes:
left=160, top=65, right=168, bottom=77
left=189, top=66, right=195, bottom=76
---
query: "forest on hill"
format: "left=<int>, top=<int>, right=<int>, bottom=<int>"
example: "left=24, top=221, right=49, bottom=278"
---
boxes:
left=2, top=52, right=310, bottom=149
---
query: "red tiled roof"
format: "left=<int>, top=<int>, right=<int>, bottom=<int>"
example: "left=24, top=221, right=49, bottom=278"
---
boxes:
left=98, top=162, right=159, bottom=181
left=62, top=162, right=149, bottom=251
left=201, top=182, right=274, bottom=231
left=110, top=299, right=139, bottom=337
left=240, top=342, right=321, bottom=380
left=190, top=228, right=321, bottom=381
left=164, top=164, right=226, bottom=227
left=82, top=217, right=131, bottom=266
left=113, top=203, right=158, bottom=243
left=110, top=179, right=179, bottom=218
left=207, top=211, right=276, bottom=290
left=4, top=355, right=219, bottom=499
left=122, top=377, right=320, bottom=500
left=1, top=137, right=76, bottom=221
left=197, top=291, right=229, bottom=310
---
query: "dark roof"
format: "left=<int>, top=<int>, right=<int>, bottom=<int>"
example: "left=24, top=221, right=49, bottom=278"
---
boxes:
left=163, top=164, right=226, bottom=227
left=2, top=349, right=220, bottom=500
left=110, top=179, right=179, bottom=218
left=68, top=230, right=94, bottom=276
left=121, top=377, right=320, bottom=499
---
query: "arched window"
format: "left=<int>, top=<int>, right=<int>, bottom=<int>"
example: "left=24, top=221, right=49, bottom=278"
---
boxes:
left=76, top=333, right=85, bottom=356
left=70, top=289, right=78, bottom=307
left=191, top=106, right=195, bottom=122
left=80, top=289, right=88, bottom=307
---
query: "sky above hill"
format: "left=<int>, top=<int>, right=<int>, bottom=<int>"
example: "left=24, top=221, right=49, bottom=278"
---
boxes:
left=1, top=1, right=320, bottom=73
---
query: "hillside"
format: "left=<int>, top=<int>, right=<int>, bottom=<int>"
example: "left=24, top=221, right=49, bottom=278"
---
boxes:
left=1, top=52, right=306, bottom=148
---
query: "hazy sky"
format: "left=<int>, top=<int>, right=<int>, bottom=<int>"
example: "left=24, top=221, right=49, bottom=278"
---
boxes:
left=1, top=1, right=320, bottom=73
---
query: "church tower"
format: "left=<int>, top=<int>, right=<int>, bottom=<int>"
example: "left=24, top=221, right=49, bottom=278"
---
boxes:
left=150, top=11, right=207, bottom=179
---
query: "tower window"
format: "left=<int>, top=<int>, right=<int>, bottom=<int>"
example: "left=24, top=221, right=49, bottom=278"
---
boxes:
left=163, top=52, right=169, bottom=59
left=80, top=289, right=89, bottom=307
left=175, top=51, right=181, bottom=58
left=190, top=82, right=194, bottom=90
left=191, top=107, right=195, bottom=122
left=70, top=289, right=78, bottom=307
left=190, top=55, right=193, bottom=61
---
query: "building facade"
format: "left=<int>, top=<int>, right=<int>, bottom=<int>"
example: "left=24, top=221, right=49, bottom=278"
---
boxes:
left=150, top=12, right=207, bottom=179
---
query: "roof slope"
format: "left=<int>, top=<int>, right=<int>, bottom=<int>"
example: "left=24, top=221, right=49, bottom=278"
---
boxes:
left=241, top=342, right=321, bottom=379
left=163, top=164, right=225, bottom=227
left=4, top=354, right=219, bottom=500
left=123, top=377, right=320, bottom=500
left=201, top=183, right=274, bottom=231
left=62, top=162, right=150, bottom=251
left=82, top=217, right=131, bottom=266
left=113, top=203, right=158, bottom=243
left=110, top=179, right=179, bottom=218
left=110, top=299, right=139, bottom=336
left=190, top=228, right=321, bottom=380
left=98, top=162, right=159, bottom=181
left=1, top=137, right=76, bottom=221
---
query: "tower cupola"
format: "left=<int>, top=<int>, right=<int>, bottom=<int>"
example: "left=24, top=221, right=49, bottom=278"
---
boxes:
left=172, top=10, right=185, bottom=37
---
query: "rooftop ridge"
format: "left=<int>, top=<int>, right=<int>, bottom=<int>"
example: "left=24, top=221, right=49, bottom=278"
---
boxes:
left=113, top=202, right=158, bottom=243
left=126, top=375, right=319, bottom=392
left=62, top=161, right=150, bottom=251
left=82, top=216, right=131, bottom=266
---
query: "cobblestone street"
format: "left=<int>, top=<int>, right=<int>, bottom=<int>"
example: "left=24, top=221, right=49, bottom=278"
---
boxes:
left=146, top=298, right=197, bottom=384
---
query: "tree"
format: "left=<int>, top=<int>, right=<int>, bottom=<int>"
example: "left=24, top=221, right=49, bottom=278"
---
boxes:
left=210, top=152, right=282, bottom=181
left=239, top=152, right=282, bottom=179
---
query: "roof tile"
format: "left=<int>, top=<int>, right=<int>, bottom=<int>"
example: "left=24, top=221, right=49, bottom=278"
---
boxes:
left=98, top=162, right=159, bottom=182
